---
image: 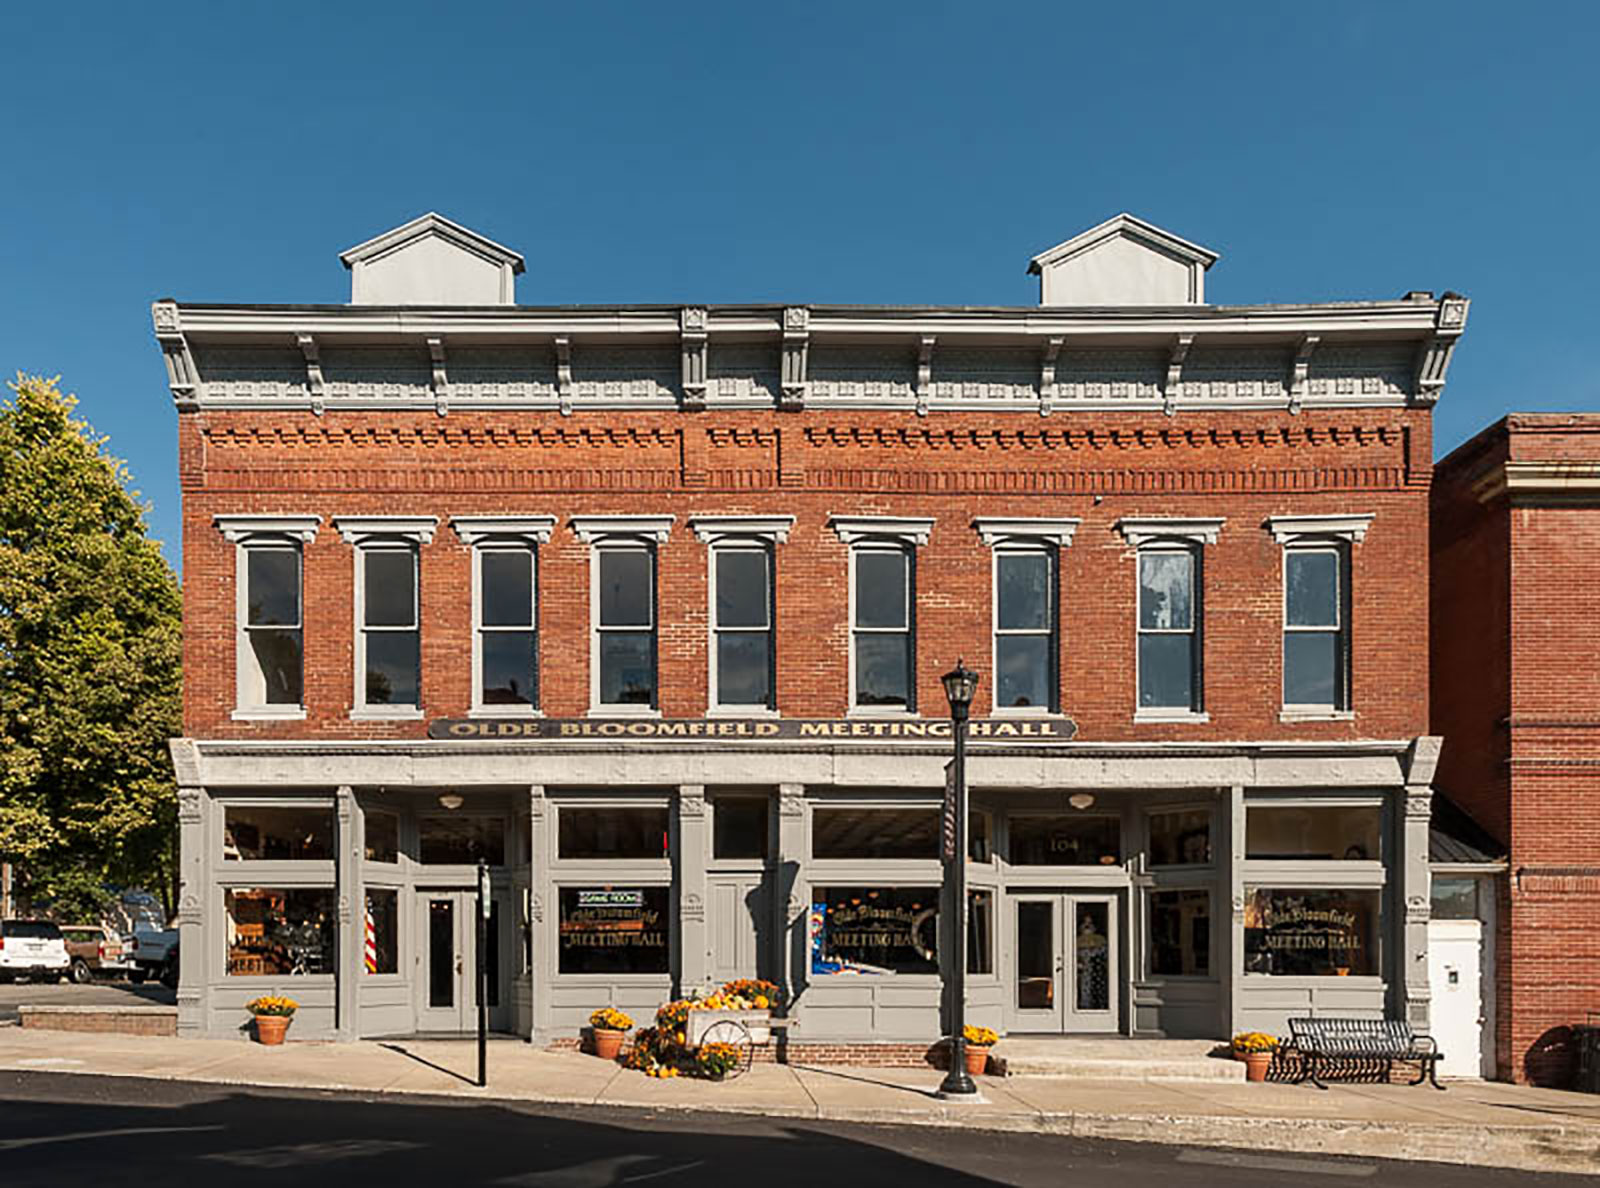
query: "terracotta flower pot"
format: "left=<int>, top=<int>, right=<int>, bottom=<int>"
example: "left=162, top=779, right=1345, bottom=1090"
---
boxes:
left=1243, top=1050, right=1273, bottom=1082
left=253, top=1014, right=291, bottom=1046
left=964, top=1045, right=991, bottom=1076
left=593, top=1027, right=625, bottom=1061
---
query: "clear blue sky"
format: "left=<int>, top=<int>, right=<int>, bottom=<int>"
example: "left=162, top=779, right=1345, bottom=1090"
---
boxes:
left=4, top=2, right=1596, bottom=571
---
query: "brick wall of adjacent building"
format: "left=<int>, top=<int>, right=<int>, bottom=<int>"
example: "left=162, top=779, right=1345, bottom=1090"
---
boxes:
left=1433, top=414, right=1600, bottom=1086
left=179, top=406, right=1434, bottom=742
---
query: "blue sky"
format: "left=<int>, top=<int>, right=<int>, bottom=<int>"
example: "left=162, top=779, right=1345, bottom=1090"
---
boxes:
left=4, top=2, right=1597, bottom=571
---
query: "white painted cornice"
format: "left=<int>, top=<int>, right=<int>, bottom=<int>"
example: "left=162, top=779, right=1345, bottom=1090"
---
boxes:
left=449, top=515, right=557, bottom=545
left=569, top=515, right=674, bottom=543
left=688, top=515, right=795, bottom=544
left=1474, top=461, right=1600, bottom=504
left=333, top=515, right=438, bottom=544
left=828, top=516, right=935, bottom=547
left=1264, top=514, right=1374, bottom=545
left=972, top=517, right=1081, bottom=548
left=214, top=514, right=321, bottom=543
left=1115, top=517, right=1225, bottom=547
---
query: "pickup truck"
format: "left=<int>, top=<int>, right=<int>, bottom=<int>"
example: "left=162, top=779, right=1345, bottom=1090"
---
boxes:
left=127, top=926, right=179, bottom=989
left=61, top=924, right=135, bottom=983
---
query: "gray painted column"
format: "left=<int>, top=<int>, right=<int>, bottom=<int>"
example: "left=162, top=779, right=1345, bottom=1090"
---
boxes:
left=528, top=785, right=550, bottom=1041
left=1223, top=783, right=1245, bottom=1037
left=677, top=785, right=708, bottom=993
left=335, top=785, right=358, bottom=1039
left=776, top=784, right=806, bottom=1006
left=1399, top=738, right=1441, bottom=1031
left=174, top=781, right=206, bottom=1038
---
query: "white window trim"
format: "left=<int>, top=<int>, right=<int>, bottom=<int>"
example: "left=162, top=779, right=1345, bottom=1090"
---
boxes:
left=1265, top=513, right=1372, bottom=545
left=469, top=541, right=541, bottom=718
left=1133, top=542, right=1204, bottom=719
left=450, top=515, right=556, bottom=546
left=971, top=517, right=1080, bottom=548
left=1281, top=542, right=1350, bottom=715
left=989, top=543, right=1058, bottom=715
left=333, top=516, right=437, bottom=545
left=706, top=540, right=777, bottom=714
left=569, top=515, right=673, bottom=544
left=847, top=541, right=916, bottom=716
left=588, top=536, right=662, bottom=716
left=1116, top=517, right=1224, bottom=547
left=214, top=514, right=321, bottom=544
left=689, top=515, right=794, bottom=544
left=350, top=540, right=423, bottom=720
left=230, top=538, right=307, bottom=720
left=829, top=515, right=933, bottom=547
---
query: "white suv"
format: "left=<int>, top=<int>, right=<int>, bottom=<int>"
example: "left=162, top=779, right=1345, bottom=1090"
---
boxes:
left=0, top=919, right=71, bottom=983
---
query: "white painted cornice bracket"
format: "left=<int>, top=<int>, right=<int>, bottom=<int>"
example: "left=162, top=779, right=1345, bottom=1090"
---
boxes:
left=1413, top=294, right=1470, bottom=406
left=449, top=515, right=557, bottom=545
left=1115, top=517, right=1225, bottom=547
left=688, top=515, right=795, bottom=544
left=297, top=332, right=326, bottom=416
left=569, top=515, right=675, bottom=544
left=680, top=308, right=708, bottom=412
left=972, top=517, right=1081, bottom=548
left=780, top=307, right=809, bottom=410
left=1163, top=334, right=1194, bottom=417
left=214, top=514, right=322, bottom=543
left=828, top=515, right=935, bottom=547
left=1289, top=334, right=1320, bottom=415
left=428, top=336, right=449, bottom=417
left=151, top=301, right=199, bottom=410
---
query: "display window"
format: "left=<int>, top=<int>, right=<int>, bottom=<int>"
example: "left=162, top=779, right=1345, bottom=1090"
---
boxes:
left=558, top=887, right=669, bottom=975
left=558, top=807, right=670, bottom=860
left=1243, top=887, right=1380, bottom=977
left=1148, top=809, right=1211, bottom=866
left=223, top=805, right=333, bottom=861
left=810, top=886, right=939, bottom=976
left=364, top=811, right=399, bottom=863
left=418, top=816, right=506, bottom=865
left=1148, top=888, right=1210, bottom=976
left=1008, top=814, right=1121, bottom=866
left=1246, top=804, right=1381, bottom=861
left=968, top=889, right=994, bottom=975
left=363, top=888, right=398, bottom=975
left=812, top=807, right=938, bottom=860
left=224, top=888, right=336, bottom=976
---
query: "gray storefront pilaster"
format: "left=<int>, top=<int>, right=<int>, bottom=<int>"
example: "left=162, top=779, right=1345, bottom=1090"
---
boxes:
left=1223, top=783, right=1245, bottom=1036
left=335, top=785, right=358, bottom=1038
left=170, top=739, right=206, bottom=1037
left=1399, top=738, right=1441, bottom=1031
left=677, top=785, right=708, bottom=993
left=528, top=784, right=550, bottom=1042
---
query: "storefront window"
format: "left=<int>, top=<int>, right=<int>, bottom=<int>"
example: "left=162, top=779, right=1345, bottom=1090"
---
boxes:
left=1243, top=888, right=1380, bottom=977
left=811, top=886, right=939, bottom=976
left=1009, top=815, right=1121, bottom=866
left=364, top=811, right=399, bottom=863
left=1148, top=809, right=1211, bottom=866
left=558, top=807, right=670, bottom=860
left=713, top=798, right=769, bottom=861
left=1149, top=889, right=1210, bottom=976
left=418, top=816, right=506, bottom=865
left=363, top=888, right=398, bottom=974
left=224, top=888, right=336, bottom=976
left=968, top=889, right=993, bottom=975
left=223, top=805, right=333, bottom=861
left=1246, top=804, right=1381, bottom=861
left=1431, top=877, right=1480, bottom=920
left=558, top=887, right=670, bottom=974
left=969, top=811, right=991, bottom=863
left=812, top=808, right=938, bottom=860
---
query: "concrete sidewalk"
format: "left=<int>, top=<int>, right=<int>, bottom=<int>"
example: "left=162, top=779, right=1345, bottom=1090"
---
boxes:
left=2, top=1027, right=1598, bottom=1175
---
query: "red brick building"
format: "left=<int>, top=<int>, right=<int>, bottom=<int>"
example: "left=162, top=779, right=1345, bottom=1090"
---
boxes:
left=156, top=213, right=1468, bottom=1053
left=1432, top=415, right=1600, bottom=1085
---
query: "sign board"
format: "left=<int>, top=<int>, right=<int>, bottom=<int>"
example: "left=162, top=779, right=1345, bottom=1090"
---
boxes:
left=430, top=716, right=1077, bottom=742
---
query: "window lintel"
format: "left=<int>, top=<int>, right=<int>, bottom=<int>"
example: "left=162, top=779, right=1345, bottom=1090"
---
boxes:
left=829, top=515, right=934, bottom=547
left=570, top=514, right=674, bottom=544
left=689, top=515, right=794, bottom=544
left=972, top=517, right=1080, bottom=548
left=215, top=514, right=321, bottom=544
left=334, top=515, right=437, bottom=545
left=451, top=515, right=556, bottom=545
left=1265, top=514, right=1373, bottom=545
left=1116, top=517, right=1224, bottom=547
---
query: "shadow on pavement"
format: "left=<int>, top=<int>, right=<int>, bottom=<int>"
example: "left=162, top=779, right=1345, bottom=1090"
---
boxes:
left=379, top=1043, right=478, bottom=1087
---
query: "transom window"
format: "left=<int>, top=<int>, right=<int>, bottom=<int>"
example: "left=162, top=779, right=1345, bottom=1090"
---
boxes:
left=1284, top=546, right=1348, bottom=710
left=596, top=545, right=657, bottom=708
left=712, top=545, right=774, bottom=708
left=360, top=546, right=420, bottom=708
left=853, top=546, right=914, bottom=709
left=477, top=545, right=538, bottom=709
left=1137, top=546, right=1200, bottom=711
left=994, top=547, right=1056, bottom=710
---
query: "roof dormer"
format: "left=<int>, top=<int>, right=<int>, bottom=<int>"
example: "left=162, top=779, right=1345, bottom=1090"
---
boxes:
left=1028, top=213, right=1218, bottom=306
left=339, top=212, right=525, bottom=305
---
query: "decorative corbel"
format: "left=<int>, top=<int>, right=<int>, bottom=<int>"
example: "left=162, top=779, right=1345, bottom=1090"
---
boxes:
left=680, top=307, right=708, bottom=411
left=427, top=336, right=449, bottom=417
left=1289, top=334, right=1320, bottom=415
left=1413, top=294, right=1470, bottom=406
left=296, top=332, right=326, bottom=416
left=1163, top=333, right=1194, bottom=416
left=916, top=334, right=936, bottom=417
left=1038, top=335, right=1063, bottom=417
left=151, top=302, right=200, bottom=410
left=553, top=335, right=573, bottom=416
left=780, top=306, right=809, bottom=411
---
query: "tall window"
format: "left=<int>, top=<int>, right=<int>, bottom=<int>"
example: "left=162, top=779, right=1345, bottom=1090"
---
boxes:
left=853, top=546, right=913, bottom=709
left=1283, top=546, right=1347, bottom=710
left=597, top=545, right=656, bottom=707
left=242, top=542, right=303, bottom=707
left=360, top=546, right=420, bottom=708
left=1137, top=547, right=1200, bottom=711
left=994, top=547, right=1056, bottom=710
left=712, top=545, right=773, bottom=708
left=477, top=546, right=538, bottom=709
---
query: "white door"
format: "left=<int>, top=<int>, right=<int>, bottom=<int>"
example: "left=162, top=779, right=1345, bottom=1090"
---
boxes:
left=1428, top=919, right=1484, bottom=1079
left=1010, top=894, right=1120, bottom=1034
left=414, top=890, right=510, bottom=1034
left=708, top=875, right=767, bottom=985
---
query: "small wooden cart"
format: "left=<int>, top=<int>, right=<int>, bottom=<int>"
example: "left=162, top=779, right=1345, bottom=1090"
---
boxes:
left=686, top=1009, right=795, bottom=1079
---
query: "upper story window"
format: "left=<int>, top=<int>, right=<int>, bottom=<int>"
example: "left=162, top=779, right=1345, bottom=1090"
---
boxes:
left=691, top=517, right=793, bottom=712
left=1267, top=515, right=1370, bottom=717
left=974, top=519, right=1078, bottom=713
left=334, top=517, right=437, bottom=718
left=571, top=516, right=675, bottom=713
left=830, top=517, right=934, bottom=713
left=215, top=516, right=321, bottom=719
left=452, top=517, right=556, bottom=714
left=1117, top=519, right=1223, bottom=721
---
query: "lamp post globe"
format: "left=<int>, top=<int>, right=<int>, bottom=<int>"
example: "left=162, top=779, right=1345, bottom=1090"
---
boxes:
left=939, top=658, right=981, bottom=1098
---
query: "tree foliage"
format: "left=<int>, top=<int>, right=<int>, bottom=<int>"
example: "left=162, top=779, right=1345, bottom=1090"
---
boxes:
left=0, top=375, right=182, bottom=918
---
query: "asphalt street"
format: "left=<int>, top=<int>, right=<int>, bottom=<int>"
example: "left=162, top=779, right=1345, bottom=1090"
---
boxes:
left=0, top=1071, right=1593, bottom=1188
left=0, top=979, right=174, bottom=1021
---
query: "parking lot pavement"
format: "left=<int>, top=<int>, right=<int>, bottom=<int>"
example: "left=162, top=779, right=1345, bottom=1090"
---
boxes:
left=0, top=979, right=176, bottom=1021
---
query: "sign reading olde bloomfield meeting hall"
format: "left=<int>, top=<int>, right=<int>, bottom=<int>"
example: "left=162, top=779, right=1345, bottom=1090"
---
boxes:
left=429, top=716, right=1079, bottom=742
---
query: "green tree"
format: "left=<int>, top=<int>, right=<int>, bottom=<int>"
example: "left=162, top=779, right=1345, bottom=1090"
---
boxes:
left=0, top=374, right=182, bottom=920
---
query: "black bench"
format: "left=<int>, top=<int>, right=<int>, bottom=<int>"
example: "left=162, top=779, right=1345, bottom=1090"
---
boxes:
left=1286, top=1017, right=1444, bottom=1090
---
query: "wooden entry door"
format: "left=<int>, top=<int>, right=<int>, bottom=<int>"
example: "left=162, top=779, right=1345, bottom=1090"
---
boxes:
left=1010, top=893, right=1120, bottom=1034
left=707, top=874, right=769, bottom=985
left=415, top=889, right=509, bottom=1034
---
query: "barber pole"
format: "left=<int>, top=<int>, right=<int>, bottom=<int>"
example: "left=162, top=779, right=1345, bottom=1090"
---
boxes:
left=364, top=901, right=377, bottom=974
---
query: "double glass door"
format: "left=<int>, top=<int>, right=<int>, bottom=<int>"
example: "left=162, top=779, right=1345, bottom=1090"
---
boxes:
left=415, top=889, right=505, bottom=1033
left=1012, top=894, right=1119, bottom=1033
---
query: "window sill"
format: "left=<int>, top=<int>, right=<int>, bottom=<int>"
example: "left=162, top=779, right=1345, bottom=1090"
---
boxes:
left=1279, top=708, right=1355, bottom=722
left=586, top=705, right=662, bottom=719
left=231, top=707, right=307, bottom=722
left=349, top=706, right=424, bottom=722
left=846, top=707, right=919, bottom=720
left=467, top=707, right=544, bottom=719
left=1133, top=709, right=1211, bottom=724
left=707, top=706, right=780, bottom=719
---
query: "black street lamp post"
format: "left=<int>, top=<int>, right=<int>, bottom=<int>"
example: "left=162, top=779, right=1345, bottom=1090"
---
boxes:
left=939, top=659, right=980, bottom=1098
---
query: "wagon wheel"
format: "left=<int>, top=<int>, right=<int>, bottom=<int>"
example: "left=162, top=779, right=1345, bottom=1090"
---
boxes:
left=699, top=1019, right=755, bottom=1080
